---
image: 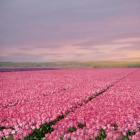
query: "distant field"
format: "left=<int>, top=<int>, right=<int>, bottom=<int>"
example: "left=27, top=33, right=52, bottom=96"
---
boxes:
left=0, top=61, right=140, bottom=69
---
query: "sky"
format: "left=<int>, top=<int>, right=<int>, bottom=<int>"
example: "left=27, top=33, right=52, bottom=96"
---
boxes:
left=0, top=0, right=140, bottom=62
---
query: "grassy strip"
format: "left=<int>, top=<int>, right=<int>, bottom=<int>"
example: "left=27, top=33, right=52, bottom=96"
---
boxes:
left=0, top=61, right=140, bottom=68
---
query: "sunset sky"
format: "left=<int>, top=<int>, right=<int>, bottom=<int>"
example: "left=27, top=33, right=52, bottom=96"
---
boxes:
left=0, top=0, right=140, bottom=62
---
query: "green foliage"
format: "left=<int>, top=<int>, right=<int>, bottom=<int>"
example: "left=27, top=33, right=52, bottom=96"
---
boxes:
left=24, top=123, right=54, bottom=140
left=95, top=128, right=107, bottom=140
left=67, top=127, right=77, bottom=133
left=24, top=115, right=65, bottom=140
left=1, top=61, right=140, bottom=68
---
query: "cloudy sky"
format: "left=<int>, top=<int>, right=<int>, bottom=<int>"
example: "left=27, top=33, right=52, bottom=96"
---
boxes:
left=0, top=0, right=140, bottom=62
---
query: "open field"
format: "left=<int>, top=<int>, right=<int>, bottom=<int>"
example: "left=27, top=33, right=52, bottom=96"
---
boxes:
left=0, top=61, right=140, bottom=69
left=0, top=68, right=140, bottom=140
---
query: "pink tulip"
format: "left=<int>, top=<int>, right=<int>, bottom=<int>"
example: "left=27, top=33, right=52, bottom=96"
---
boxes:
left=0, top=68, right=139, bottom=139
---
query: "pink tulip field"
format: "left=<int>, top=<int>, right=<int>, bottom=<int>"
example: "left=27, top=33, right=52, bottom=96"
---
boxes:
left=0, top=68, right=140, bottom=140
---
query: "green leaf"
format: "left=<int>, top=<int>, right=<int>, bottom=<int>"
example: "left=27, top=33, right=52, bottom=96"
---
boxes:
left=67, top=127, right=77, bottom=133
left=95, top=128, right=107, bottom=140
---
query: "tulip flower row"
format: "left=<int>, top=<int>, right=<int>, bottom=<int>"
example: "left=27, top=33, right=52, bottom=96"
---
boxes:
left=0, top=68, right=137, bottom=139
left=47, top=70, right=140, bottom=140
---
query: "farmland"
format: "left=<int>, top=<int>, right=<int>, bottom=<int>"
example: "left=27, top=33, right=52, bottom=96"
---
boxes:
left=0, top=68, right=140, bottom=140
